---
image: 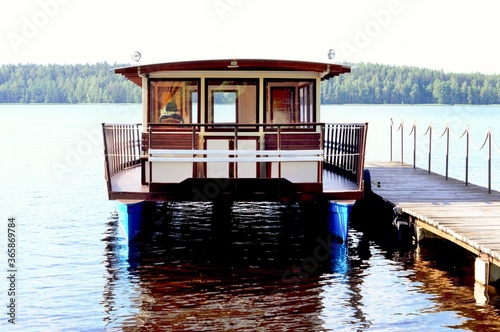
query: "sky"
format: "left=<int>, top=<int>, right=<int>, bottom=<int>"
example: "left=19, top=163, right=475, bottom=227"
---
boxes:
left=1, top=0, right=499, bottom=74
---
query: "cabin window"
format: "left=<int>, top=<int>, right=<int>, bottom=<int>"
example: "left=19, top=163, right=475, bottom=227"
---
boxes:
left=213, top=91, right=237, bottom=123
left=265, top=79, right=315, bottom=124
left=149, top=79, right=199, bottom=124
left=206, top=79, right=258, bottom=124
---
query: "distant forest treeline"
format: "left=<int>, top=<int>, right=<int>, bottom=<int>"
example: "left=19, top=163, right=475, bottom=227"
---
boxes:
left=0, top=62, right=141, bottom=103
left=1, top=62, right=500, bottom=104
left=323, top=63, right=500, bottom=105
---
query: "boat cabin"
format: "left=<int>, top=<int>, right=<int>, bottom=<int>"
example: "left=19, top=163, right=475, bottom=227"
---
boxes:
left=102, top=59, right=367, bottom=203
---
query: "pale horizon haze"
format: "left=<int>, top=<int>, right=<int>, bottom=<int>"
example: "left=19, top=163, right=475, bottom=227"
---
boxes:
left=1, top=0, right=499, bottom=75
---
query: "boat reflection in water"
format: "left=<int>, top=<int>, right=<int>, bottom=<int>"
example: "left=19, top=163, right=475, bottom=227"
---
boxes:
left=101, top=201, right=354, bottom=330
left=101, top=202, right=500, bottom=331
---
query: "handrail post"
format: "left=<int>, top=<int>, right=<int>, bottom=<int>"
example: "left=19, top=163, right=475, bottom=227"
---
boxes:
left=323, top=124, right=328, bottom=164
left=319, top=123, right=324, bottom=183
left=488, top=130, right=492, bottom=193
left=234, top=125, right=239, bottom=178
left=277, top=125, right=282, bottom=178
left=192, top=124, right=197, bottom=178
left=400, top=121, right=404, bottom=165
left=412, top=123, right=417, bottom=169
left=428, top=124, right=432, bottom=174
left=148, top=124, right=152, bottom=185
left=102, top=124, right=112, bottom=193
left=325, top=124, right=331, bottom=164
left=390, top=118, right=393, bottom=162
left=445, top=126, right=449, bottom=180
left=465, top=129, right=469, bottom=186
left=359, top=123, right=368, bottom=188
left=136, top=124, right=141, bottom=155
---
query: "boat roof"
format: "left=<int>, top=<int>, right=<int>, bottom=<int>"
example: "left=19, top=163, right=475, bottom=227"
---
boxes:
left=115, top=59, right=351, bottom=87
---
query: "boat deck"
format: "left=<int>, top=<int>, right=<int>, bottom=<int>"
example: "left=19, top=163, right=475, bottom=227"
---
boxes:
left=103, top=122, right=367, bottom=202
left=109, top=166, right=360, bottom=201
left=111, top=166, right=147, bottom=193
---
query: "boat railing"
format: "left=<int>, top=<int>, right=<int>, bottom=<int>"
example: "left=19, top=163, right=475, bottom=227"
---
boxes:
left=323, top=123, right=368, bottom=187
left=102, top=123, right=142, bottom=190
left=145, top=122, right=324, bottom=151
left=102, top=122, right=368, bottom=188
left=145, top=123, right=324, bottom=182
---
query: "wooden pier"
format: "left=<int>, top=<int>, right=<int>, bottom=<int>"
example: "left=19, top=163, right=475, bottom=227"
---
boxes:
left=365, top=161, right=500, bottom=293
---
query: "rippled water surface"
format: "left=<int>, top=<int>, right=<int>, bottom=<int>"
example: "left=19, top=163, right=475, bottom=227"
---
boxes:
left=100, top=201, right=500, bottom=331
left=2, top=104, right=500, bottom=331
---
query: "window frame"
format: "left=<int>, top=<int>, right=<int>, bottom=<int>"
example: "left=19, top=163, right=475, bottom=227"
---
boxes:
left=147, top=78, right=200, bottom=124
left=204, top=78, right=259, bottom=127
left=264, top=78, right=316, bottom=125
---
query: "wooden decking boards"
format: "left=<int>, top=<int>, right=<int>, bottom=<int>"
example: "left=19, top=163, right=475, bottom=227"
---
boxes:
left=111, top=166, right=148, bottom=193
left=366, top=161, right=500, bottom=267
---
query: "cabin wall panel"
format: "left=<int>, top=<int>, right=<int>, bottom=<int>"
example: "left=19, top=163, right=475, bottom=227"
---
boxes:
left=150, top=162, right=193, bottom=183
left=268, top=161, right=319, bottom=182
left=237, top=139, right=258, bottom=178
left=238, top=86, right=257, bottom=124
left=206, top=139, right=230, bottom=178
left=281, top=161, right=319, bottom=183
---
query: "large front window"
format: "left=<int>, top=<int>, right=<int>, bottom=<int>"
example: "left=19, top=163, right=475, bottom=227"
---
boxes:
left=149, top=79, right=199, bottom=124
left=265, top=79, right=315, bottom=124
left=206, top=79, right=258, bottom=124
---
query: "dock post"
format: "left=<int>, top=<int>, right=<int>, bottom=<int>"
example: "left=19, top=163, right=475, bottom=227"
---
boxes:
left=474, top=257, right=500, bottom=304
left=475, top=257, right=489, bottom=286
left=413, top=224, right=441, bottom=242
left=414, top=225, right=424, bottom=243
left=474, top=257, right=490, bottom=304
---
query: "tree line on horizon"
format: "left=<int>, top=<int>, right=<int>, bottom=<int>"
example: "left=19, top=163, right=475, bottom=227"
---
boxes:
left=0, top=62, right=499, bottom=104
left=0, top=62, right=141, bottom=103
left=322, top=63, right=500, bottom=105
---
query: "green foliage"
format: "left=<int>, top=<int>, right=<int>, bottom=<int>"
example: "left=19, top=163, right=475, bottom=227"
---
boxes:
left=321, top=63, right=500, bottom=105
left=0, top=62, right=141, bottom=103
left=1, top=62, right=499, bottom=104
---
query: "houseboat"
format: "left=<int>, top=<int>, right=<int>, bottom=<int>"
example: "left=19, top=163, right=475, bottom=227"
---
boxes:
left=102, top=58, right=368, bottom=242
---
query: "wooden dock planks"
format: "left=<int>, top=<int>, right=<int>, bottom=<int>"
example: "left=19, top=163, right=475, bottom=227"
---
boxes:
left=366, top=161, right=500, bottom=266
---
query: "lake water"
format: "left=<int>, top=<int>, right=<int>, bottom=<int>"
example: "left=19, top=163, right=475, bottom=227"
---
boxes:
left=1, top=104, right=500, bottom=331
